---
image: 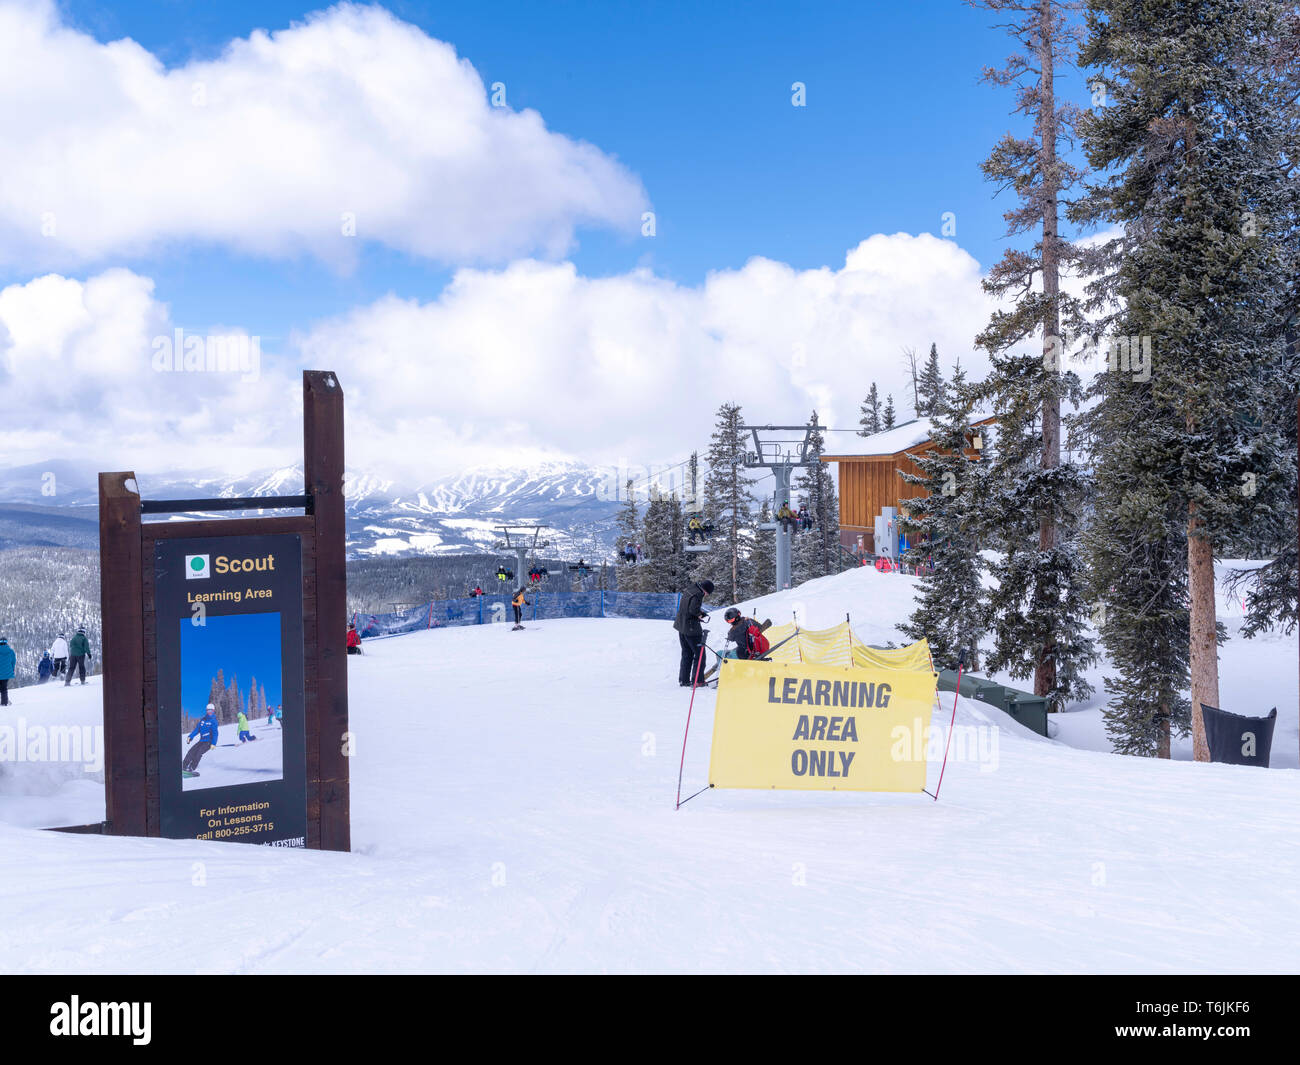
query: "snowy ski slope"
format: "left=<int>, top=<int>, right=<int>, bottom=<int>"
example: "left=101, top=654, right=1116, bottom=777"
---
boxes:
left=0, top=566, right=1296, bottom=973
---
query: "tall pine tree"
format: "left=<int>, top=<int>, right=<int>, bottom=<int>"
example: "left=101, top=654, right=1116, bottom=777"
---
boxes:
left=1073, top=0, right=1296, bottom=756
left=970, top=0, right=1096, bottom=709
left=751, top=499, right=776, bottom=595
left=859, top=383, right=883, bottom=436
left=697, top=403, right=758, bottom=602
left=639, top=488, right=686, bottom=593
left=615, top=477, right=641, bottom=591
left=792, top=414, right=841, bottom=583
left=917, top=343, right=945, bottom=417
left=898, top=367, right=987, bottom=669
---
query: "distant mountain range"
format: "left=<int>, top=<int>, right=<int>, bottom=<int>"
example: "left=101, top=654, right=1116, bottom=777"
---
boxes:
left=0, top=459, right=632, bottom=559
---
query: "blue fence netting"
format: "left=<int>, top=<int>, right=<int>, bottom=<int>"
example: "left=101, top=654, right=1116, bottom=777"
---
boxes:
left=352, top=591, right=681, bottom=639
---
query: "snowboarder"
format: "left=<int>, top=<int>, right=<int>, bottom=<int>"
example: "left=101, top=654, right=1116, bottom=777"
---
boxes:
left=38, top=651, right=54, bottom=683
left=673, top=579, right=714, bottom=686
left=687, top=515, right=706, bottom=544
left=346, top=622, right=362, bottom=655
left=622, top=542, right=638, bottom=563
left=183, top=705, right=219, bottom=774
left=236, top=710, right=258, bottom=742
left=49, top=633, right=68, bottom=677
left=724, top=608, right=770, bottom=660
left=511, top=587, right=528, bottom=630
left=797, top=503, right=812, bottom=532
left=0, top=637, right=14, bottom=707
left=64, top=627, right=90, bottom=686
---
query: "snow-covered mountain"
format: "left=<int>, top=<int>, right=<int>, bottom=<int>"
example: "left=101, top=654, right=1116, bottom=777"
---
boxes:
left=0, top=459, right=629, bottom=558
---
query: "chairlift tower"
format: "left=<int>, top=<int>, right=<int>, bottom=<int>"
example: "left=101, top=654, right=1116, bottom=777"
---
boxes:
left=493, top=525, right=550, bottom=588
left=742, top=415, right=822, bottom=592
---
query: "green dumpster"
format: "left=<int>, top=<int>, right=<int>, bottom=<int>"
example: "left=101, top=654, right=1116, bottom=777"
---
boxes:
left=936, top=669, right=994, bottom=698
left=971, top=683, right=1014, bottom=712
left=1005, top=694, right=1049, bottom=738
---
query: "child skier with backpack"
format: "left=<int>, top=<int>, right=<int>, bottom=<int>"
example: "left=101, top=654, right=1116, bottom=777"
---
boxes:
left=724, top=608, right=771, bottom=660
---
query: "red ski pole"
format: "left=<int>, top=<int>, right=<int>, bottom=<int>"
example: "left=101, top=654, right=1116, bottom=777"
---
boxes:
left=676, top=641, right=708, bottom=810
left=932, top=650, right=965, bottom=802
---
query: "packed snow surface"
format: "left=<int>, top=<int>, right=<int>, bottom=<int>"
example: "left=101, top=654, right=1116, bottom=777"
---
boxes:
left=0, top=567, right=1296, bottom=973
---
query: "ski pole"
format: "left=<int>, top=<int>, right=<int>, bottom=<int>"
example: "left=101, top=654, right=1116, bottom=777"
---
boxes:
left=932, top=650, right=964, bottom=802
left=676, top=640, right=708, bottom=810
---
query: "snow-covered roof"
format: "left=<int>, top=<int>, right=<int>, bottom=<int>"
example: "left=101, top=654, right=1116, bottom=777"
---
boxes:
left=822, top=413, right=994, bottom=459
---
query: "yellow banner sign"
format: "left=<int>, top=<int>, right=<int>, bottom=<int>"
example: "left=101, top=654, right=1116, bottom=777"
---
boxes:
left=708, top=659, right=936, bottom=792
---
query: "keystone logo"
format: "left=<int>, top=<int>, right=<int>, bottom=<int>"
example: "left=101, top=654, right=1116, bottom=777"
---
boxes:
left=185, top=554, right=210, bottom=580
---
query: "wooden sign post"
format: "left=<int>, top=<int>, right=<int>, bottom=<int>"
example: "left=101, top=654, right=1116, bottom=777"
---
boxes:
left=84, top=370, right=350, bottom=851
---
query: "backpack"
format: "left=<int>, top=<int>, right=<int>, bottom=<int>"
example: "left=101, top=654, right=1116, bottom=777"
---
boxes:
left=747, top=622, right=770, bottom=657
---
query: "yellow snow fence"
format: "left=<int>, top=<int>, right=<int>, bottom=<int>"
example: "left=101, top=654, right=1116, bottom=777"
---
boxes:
left=707, top=626, right=937, bottom=793
left=762, top=622, right=934, bottom=674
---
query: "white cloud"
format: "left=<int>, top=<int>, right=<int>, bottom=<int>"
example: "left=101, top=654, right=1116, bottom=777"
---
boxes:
left=0, top=0, right=647, bottom=267
left=0, top=234, right=1000, bottom=482
left=299, top=232, right=998, bottom=478
left=0, top=269, right=300, bottom=474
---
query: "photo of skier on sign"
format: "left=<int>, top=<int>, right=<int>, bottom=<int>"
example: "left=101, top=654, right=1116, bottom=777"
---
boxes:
left=182, top=704, right=219, bottom=777
left=179, top=612, right=286, bottom=792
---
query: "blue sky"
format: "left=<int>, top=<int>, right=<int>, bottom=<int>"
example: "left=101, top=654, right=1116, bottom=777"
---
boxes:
left=0, top=1, right=1092, bottom=477
left=180, top=612, right=282, bottom=718
left=40, top=0, right=1081, bottom=339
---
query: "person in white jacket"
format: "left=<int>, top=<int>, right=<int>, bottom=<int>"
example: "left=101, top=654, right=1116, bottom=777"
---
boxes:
left=49, top=633, right=69, bottom=678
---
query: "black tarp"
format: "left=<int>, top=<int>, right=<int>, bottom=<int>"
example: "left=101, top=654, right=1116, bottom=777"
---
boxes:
left=1201, top=703, right=1277, bottom=768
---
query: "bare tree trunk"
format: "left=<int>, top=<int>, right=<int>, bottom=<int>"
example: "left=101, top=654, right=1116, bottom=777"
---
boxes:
left=1187, top=502, right=1218, bottom=761
left=1034, top=0, right=1061, bottom=704
left=1157, top=705, right=1171, bottom=760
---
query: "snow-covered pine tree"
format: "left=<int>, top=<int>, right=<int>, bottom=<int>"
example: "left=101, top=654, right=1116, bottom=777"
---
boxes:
left=1226, top=8, right=1300, bottom=645
left=681, top=451, right=705, bottom=586
left=1073, top=0, right=1296, bottom=757
left=751, top=499, right=776, bottom=595
left=918, top=343, right=945, bottom=417
left=792, top=413, right=840, bottom=582
left=897, top=367, right=987, bottom=669
left=970, top=0, right=1096, bottom=710
left=615, top=477, right=642, bottom=592
left=883, top=395, right=897, bottom=430
left=639, top=486, right=687, bottom=593
left=859, top=383, right=883, bottom=436
left=1083, top=380, right=1192, bottom=756
left=696, top=403, right=757, bottom=601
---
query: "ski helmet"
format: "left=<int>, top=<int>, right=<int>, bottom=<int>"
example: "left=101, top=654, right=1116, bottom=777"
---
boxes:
left=724, top=607, right=740, bottom=622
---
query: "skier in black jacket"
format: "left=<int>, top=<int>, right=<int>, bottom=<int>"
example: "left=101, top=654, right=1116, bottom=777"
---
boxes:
left=673, top=579, right=714, bottom=686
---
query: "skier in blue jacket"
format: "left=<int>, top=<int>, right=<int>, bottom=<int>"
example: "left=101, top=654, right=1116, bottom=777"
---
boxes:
left=0, top=637, right=15, bottom=707
left=182, top=704, right=219, bottom=775
left=38, top=652, right=54, bottom=683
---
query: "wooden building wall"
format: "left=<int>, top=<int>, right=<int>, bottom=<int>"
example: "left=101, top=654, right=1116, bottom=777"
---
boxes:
left=826, top=418, right=993, bottom=554
left=827, top=446, right=929, bottom=531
